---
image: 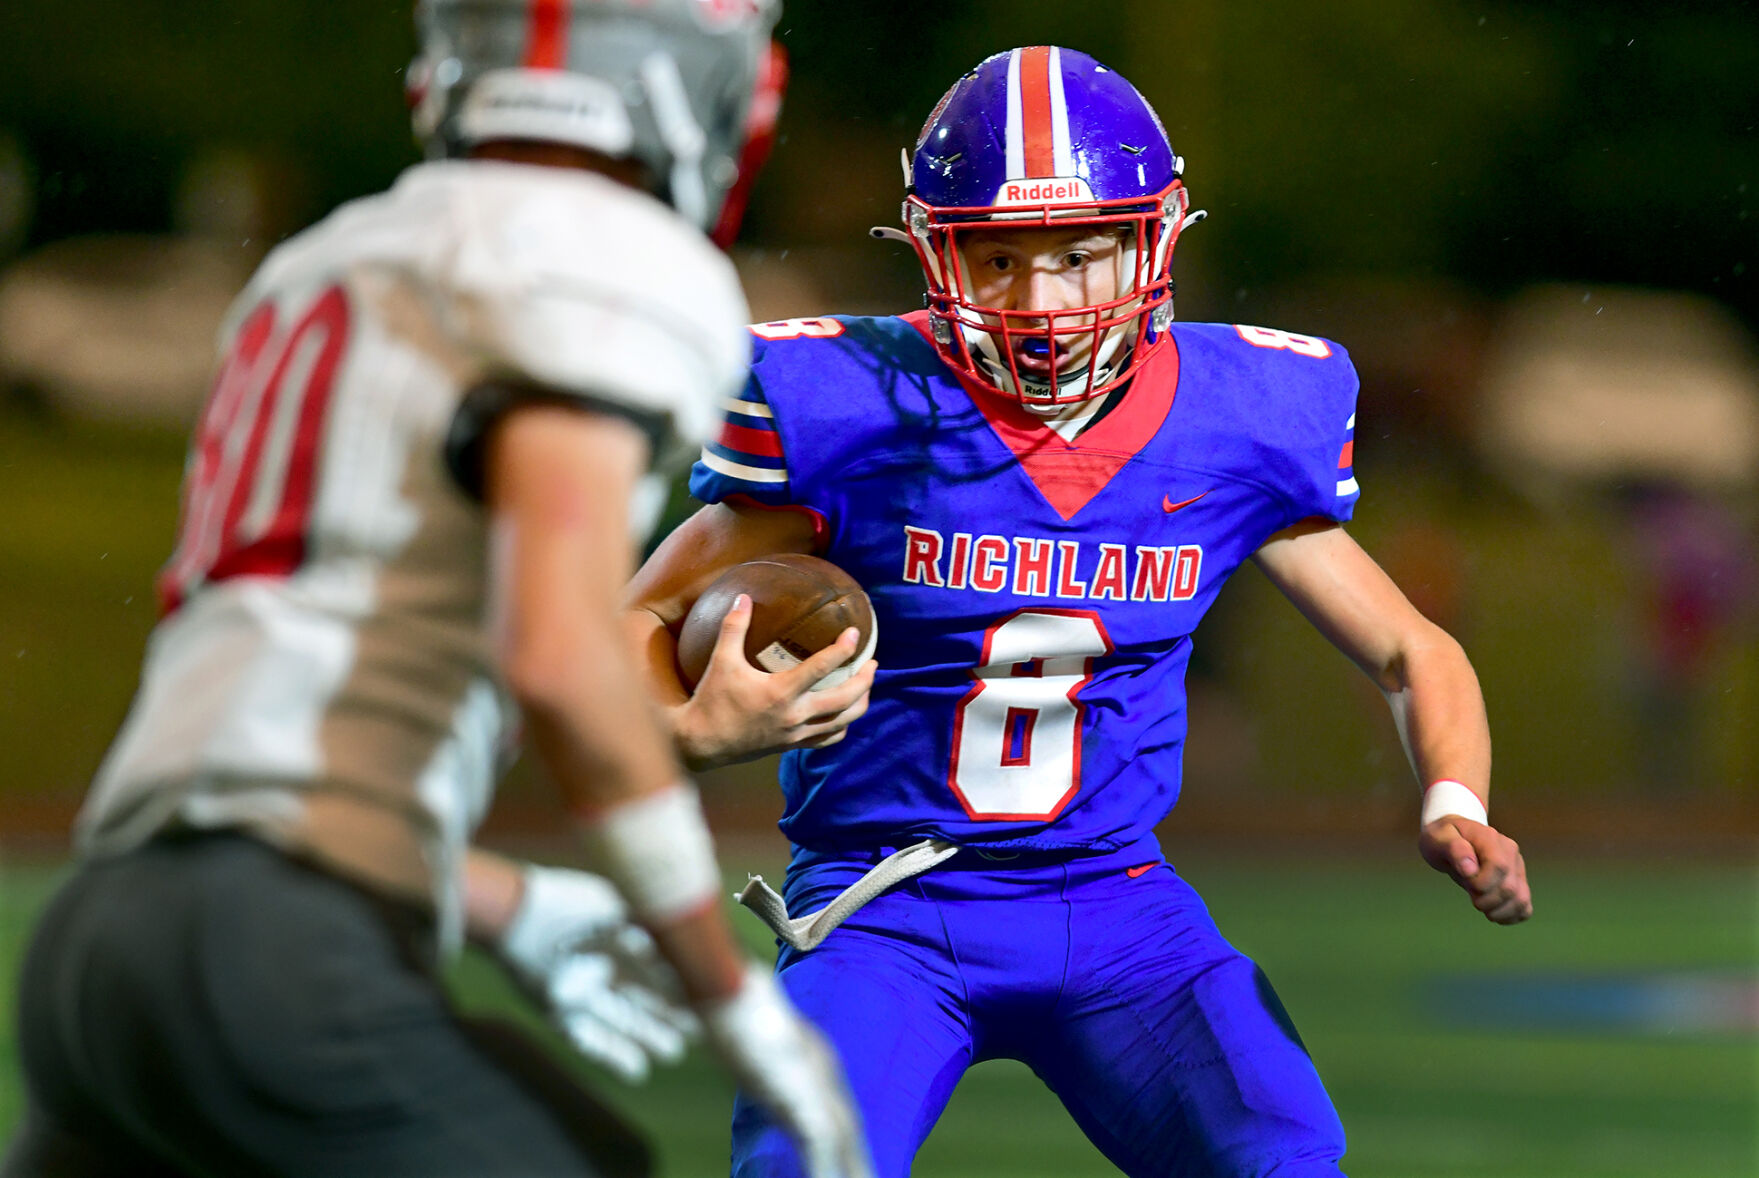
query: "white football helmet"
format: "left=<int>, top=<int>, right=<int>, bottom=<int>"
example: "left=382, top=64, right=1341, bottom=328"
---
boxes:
left=409, top=0, right=785, bottom=245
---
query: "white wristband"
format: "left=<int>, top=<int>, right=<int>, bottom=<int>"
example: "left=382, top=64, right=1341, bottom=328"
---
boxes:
left=1421, top=779, right=1488, bottom=827
left=580, top=783, right=722, bottom=926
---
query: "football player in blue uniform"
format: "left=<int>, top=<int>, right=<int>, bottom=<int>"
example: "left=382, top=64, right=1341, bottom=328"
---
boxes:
left=625, top=46, right=1532, bottom=1178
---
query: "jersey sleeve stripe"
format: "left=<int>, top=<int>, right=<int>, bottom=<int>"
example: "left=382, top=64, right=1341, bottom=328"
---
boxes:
left=717, top=420, right=785, bottom=458
left=1335, top=411, right=1357, bottom=498
left=699, top=449, right=790, bottom=484
left=721, top=397, right=774, bottom=419
left=703, top=435, right=786, bottom=471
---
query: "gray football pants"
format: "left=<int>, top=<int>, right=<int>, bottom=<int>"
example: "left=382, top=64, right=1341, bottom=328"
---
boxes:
left=2, top=831, right=648, bottom=1178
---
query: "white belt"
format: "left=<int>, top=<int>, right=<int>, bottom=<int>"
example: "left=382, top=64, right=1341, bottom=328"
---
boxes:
left=734, top=838, right=962, bottom=952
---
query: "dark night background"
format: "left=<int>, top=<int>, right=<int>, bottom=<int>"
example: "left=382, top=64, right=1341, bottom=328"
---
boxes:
left=0, top=5, right=1755, bottom=1175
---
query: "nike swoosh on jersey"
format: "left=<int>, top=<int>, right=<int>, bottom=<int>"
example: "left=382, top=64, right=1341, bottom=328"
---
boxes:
left=1125, top=862, right=1159, bottom=879
left=1161, top=491, right=1209, bottom=514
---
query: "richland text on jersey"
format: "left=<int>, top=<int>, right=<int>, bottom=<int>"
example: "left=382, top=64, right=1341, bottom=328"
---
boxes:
left=902, top=526, right=1203, bottom=602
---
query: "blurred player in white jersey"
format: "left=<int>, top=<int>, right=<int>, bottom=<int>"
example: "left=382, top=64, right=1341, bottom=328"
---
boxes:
left=1, top=2, right=873, bottom=1177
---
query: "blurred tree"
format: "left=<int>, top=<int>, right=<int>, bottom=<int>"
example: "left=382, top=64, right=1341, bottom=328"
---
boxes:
left=0, top=0, right=1752, bottom=315
left=0, top=0, right=414, bottom=240
left=1457, top=4, right=1757, bottom=321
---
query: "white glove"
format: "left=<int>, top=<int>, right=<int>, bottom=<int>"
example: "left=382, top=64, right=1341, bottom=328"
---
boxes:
left=497, top=865, right=700, bottom=1083
left=702, top=966, right=875, bottom=1178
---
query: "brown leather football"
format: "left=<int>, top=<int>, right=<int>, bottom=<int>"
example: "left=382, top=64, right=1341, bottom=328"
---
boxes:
left=675, top=554, right=877, bottom=692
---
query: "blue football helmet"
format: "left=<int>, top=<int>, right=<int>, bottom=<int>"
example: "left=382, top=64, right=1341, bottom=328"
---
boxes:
left=897, top=47, right=1204, bottom=405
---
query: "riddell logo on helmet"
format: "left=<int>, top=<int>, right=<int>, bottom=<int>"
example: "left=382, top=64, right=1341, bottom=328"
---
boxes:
left=993, top=177, right=1096, bottom=206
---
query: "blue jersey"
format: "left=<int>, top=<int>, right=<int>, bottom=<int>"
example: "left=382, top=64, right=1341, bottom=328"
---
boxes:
left=691, top=313, right=1359, bottom=854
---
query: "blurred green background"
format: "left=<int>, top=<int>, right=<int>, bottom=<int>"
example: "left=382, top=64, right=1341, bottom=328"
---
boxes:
left=1, top=1, right=1756, bottom=1174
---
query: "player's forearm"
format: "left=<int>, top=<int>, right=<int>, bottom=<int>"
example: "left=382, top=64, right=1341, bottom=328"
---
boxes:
left=646, top=902, right=749, bottom=1003
left=1384, top=625, right=1492, bottom=804
left=486, top=413, right=680, bottom=807
left=482, top=405, right=754, bottom=1010
left=508, top=613, right=685, bottom=813
left=511, top=630, right=752, bottom=1003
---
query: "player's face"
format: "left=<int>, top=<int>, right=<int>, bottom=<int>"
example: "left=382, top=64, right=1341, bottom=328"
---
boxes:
left=956, top=225, right=1130, bottom=378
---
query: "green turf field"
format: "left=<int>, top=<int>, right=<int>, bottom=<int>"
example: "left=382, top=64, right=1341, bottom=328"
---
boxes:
left=2, top=850, right=1753, bottom=1177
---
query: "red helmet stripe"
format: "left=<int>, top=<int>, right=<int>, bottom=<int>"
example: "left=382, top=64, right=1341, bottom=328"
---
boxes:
left=1017, top=45, right=1056, bottom=178
left=711, top=40, right=789, bottom=248
left=524, top=0, right=569, bottom=69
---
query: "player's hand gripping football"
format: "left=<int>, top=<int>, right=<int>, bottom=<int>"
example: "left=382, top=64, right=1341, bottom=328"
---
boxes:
left=496, top=865, right=699, bottom=1082
left=1419, top=816, right=1533, bottom=924
left=703, top=965, right=876, bottom=1178
left=674, top=593, right=876, bottom=770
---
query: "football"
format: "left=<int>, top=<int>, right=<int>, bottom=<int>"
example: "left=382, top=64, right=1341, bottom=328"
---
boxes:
left=675, top=554, right=877, bottom=692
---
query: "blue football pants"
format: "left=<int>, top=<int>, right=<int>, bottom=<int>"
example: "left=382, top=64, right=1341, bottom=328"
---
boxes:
left=730, top=840, right=1347, bottom=1178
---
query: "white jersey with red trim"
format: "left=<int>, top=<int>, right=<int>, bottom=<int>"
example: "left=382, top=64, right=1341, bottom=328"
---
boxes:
left=77, top=160, right=749, bottom=946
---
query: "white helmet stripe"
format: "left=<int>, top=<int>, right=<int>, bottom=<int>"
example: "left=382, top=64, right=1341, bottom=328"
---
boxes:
left=1004, top=48, right=1026, bottom=181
